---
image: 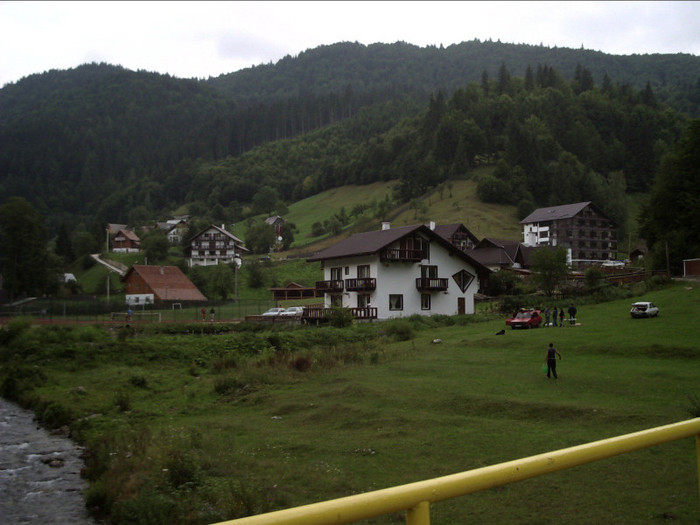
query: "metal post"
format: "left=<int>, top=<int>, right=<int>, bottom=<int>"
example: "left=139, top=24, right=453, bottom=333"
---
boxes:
left=406, top=501, right=430, bottom=525
left=697, top=435, right=700, bottom=521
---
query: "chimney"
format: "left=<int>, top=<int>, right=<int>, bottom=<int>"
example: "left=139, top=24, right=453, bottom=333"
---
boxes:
left=429, top=221, right=436, bottom=231
left=382, top=222, right=391, bottom=231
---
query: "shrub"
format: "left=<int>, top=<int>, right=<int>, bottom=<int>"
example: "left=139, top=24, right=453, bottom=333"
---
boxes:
left=213, top=376, right=244, bottom=395
left=383, top=320, right=415, bottom=341
left=129, top=375, right=148, bottom=388
left=584, top=266, right=605, bottom=289
left=327, top=306, right=354, bottom=328
left=115, top=391, right=131, bottom=412
left=36, top=401, right=74, bottom=428
left=0, top=316, right=33, bottom=346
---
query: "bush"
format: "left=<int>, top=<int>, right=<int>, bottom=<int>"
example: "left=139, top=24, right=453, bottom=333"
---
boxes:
left=584, top=266, right=605, bottom=289
left=36, top=401, right=74, bottom=428
left=488, top=271, right=522, bottom=296
left=383, top=319, right=415, bottom=341
left=327, top=306, right=354, bottom=328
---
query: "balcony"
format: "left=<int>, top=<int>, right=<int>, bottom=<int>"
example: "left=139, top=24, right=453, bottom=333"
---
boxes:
left=380, top=248, right=427, bottom=262
left=302, top=307, right=378, bottom=321
left=315, top=280, right=344, bottom=293
left=415, top=277, right=448, bottom=292
left=345, top=278, right=376, bottom=291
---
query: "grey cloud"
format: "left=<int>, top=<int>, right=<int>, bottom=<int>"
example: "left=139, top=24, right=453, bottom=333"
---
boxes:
left=216, top=32, right=289, bottom=62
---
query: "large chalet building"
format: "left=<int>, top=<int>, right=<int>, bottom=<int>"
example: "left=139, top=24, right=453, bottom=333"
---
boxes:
left=520, top=202, right=617, bottom=266
left=184, top=224, right=248, bottom=267
left=306, top=222, right=490, bottom=321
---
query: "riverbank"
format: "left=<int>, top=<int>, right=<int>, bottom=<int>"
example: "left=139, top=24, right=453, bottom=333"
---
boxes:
left=0, top=398, right=96, bottom=525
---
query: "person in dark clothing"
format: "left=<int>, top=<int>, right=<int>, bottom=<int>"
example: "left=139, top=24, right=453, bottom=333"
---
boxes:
left=545, top=343, right=562, bottom=379
left=559, top=308, right=565, bottom=326
left=552, top=306, right=558, bottom=327
left=568, top=304, right=577, bottom=325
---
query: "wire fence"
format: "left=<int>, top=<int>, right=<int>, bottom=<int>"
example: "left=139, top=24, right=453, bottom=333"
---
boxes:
left=0, top=298, right=278, bottom=324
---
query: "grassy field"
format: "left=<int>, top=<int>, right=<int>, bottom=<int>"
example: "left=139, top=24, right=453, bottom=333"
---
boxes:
left=2, top=281, right=698, bottom=524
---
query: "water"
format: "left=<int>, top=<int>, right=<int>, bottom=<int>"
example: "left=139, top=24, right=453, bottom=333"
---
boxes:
left=0, top=398, right=97, bottom=524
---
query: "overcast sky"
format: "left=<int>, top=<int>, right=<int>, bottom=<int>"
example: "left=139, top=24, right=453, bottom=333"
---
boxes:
left=2, top=1, right=699, bottom=88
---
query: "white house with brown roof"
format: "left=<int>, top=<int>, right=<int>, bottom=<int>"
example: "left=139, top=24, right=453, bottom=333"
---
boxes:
left=184, top=224, right=248, bottom=267
left=112, top=229, right=141, bottom=253
left=306, top=222, right=490, bottom=321
left=122, top=265, right=207, bottom=306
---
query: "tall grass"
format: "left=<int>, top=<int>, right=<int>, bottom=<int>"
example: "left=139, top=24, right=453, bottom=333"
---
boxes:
left=1, top=281, right=698, bottom=524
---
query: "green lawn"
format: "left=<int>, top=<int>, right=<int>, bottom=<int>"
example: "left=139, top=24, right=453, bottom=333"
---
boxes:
left=2, top=281, right=698, bottom=524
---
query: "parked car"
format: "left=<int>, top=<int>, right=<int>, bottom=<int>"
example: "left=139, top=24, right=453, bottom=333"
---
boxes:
left=261, top=307, right=285, bottom=317
left=280, top=306, right=304, bottom=317
left=630, top=301, right=659, bottom=318
left=506, top=309, right=542, bottom=329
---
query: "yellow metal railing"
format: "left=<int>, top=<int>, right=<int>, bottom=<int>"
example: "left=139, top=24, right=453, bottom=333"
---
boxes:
left=213, top=418, right=700, bottom=525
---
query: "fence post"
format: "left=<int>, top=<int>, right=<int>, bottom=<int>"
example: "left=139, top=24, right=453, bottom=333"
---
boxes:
left=697, top=435, right=700, bottom=520
left=406, top=501, right=430, bottom=525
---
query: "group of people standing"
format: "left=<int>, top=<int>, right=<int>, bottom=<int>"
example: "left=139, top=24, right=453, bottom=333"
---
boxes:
left=542, top=304, right=577, bottom=327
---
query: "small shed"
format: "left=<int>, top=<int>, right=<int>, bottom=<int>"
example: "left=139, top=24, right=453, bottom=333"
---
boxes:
left=269, top=282, right=321, bottom=301
left=683, top=258, right=700, bottom=278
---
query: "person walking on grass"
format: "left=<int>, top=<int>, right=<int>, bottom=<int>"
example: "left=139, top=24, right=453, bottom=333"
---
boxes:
left=552, top=306, right=558, bottom=327
left=559, top=308, right=565, bottom=327
left=545, top=343, right=562, bottom=379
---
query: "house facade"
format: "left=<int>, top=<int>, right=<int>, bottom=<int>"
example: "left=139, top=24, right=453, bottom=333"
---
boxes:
left=122, top=265, right=207, bottom=306
left=433, top=223, right=479, bottom=252
left=306, top=223, right=490, bottom=321
left=112, top=229, right=140, bottom=253
left=157, top=219, right=189, bottom=245
left=184, top=224, right=248, bottom=267
left=520, top=202, right=617, bottom=266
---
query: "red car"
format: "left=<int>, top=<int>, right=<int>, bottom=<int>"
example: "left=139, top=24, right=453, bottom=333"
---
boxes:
left=506, top=309, right=542, bottom=329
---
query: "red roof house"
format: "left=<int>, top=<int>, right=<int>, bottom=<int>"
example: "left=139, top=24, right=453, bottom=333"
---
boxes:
left=122, top=265, right=207, bottom=306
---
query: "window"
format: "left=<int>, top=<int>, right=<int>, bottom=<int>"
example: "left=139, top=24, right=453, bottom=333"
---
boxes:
left=452, top=270, right=475, bottom=292
left=330, top=267, right=342, bottom=281
left=357, top=265, right=370, bottom=278
left=389, top=294, right=403, bottom=311
left=330, top=295, right=343, bottom=307
left=421, top=294, right=431, bottom=310
left=421, top=265, right=438, bottom=278
left=345, top=266, right=350, bottom=275
left=357, top=294, right=370, bottom=308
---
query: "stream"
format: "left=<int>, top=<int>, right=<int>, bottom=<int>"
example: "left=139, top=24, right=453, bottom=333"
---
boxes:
left=0, top=397, right=97, bottom=524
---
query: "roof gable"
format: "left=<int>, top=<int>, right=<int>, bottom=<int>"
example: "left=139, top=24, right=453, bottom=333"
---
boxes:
left=520, top=202, right=592, bottom=224
left=123, top=265, right=207, bottom=301
left=307, top=224, right=490, bottom=274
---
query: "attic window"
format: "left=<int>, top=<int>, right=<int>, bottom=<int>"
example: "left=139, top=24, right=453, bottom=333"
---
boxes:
left=452, top=270, right=475, bottom=293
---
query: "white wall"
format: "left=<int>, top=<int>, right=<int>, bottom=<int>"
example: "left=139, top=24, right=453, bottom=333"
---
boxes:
left=320, top=242, right=479, bottom=320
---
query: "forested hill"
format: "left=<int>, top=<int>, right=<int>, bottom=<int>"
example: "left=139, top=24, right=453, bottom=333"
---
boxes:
left=0, top=40, right=698, bottom=230
left=207, top=40, right=700, bottom=116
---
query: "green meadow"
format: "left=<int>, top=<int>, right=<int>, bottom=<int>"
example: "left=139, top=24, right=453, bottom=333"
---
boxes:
left=1, top=281, right=699, bottom=524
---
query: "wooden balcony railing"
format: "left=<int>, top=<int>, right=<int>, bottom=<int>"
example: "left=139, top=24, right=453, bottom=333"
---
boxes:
left=415, top=277, right=448, bottom=291
left=380, top=249, right=427, bottom=262
left=302, top=307, right=378, bottom=320
left=315, top=280, right=344, bottom=293
left=345, top=278, right=377, bottom=291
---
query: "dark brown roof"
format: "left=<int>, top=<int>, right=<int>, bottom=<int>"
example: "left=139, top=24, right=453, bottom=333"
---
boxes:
left=476, top=238, right=521, bottom=261
left=307, top=224, right=490, bottom=274
left=520, top=202, right=592, bottom=224
left=115, top=229, right=140, bottom=242
left=122, top=265, right=207, bottom=302
left=186, top=224, right=249, bottom=252
left=433, top=223, right=479, bottom=244
left=466, top=247, right=514, bottom=267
